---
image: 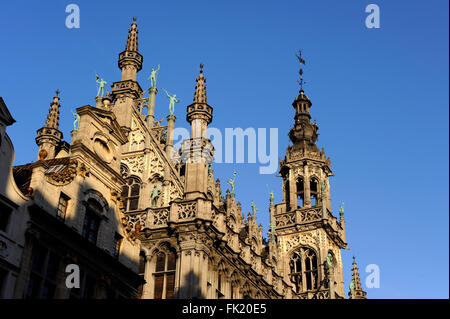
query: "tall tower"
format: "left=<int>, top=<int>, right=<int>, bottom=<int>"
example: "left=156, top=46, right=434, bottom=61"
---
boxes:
left=35, top=93, right=63, bottom=160
left=273, top=51, right=347, bottom=298
left=182, top=64, right=214, bottom=200
left=111, top=17, right=144, bottom=132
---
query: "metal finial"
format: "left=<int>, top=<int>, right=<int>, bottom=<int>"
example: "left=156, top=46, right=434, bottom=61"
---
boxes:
left=55, top=89, right=60, bottom=97
left=200, top=63, right=204, bottom=73
left=133, top=16, right=137, bottom=22
left=296, top=49, right=306, bottom=91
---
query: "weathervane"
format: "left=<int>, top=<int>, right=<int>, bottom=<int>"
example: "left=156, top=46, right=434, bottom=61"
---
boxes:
left=200, top=63, right=204, bottom=73
left=296, top=49, right=306, bottom=91
left=55, top=89, right=60, bottom=97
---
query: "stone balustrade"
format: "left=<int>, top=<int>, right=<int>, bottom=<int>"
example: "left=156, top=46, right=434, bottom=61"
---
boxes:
left=274, top=206, right=345, bottom=242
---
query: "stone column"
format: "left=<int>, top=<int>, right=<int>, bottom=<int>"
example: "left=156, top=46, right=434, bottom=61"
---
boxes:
left=95, top=96, right=103, bottom=108
left=326, top=179, right=331, bottom=212
left=177, top=249, right=194, bottom=298
left=304, top=165, right=311, bottom=207
left=142, top=252, right=155, bottom=298
left=70, top=130, right=78, bottom=144
left=165, top=114, right=176, bottom=159
left=329, top=267, right=336, bottom=299
left=322, top=186, right=327, bottom=219
left=174, top=250, right=182, bottom=298
left=289, top=171, right=297, bottom=210
left=146, top=87, right=157, bottom=128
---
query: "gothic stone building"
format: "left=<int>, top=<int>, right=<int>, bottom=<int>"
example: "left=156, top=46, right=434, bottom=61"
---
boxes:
left=0, top=19, right=367, bottom=299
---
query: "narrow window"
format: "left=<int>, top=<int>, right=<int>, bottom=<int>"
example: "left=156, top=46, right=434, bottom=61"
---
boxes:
left=26, top=245, right=61, bottom=299
left=179, top=164, right=185, bottom=177
left=153, top=250, right=176, bottom=299
left=137, top=251, right=146, bottom=299
left=0, top=202, right=12, bottom=232
left=296, top=177, right=305, bottom=207
left=284, top=180, right=290, bottom=206
left=217, top=274, right=222, bottom=298
left=121, top=177, right=141, bottom=211
left=310, top=178, right=318, bottom=207
left=56, top=193, right=69, bottom=220
left=82, top=199, right=102, bottom=244
left=0, top=268, right=7, bottom=298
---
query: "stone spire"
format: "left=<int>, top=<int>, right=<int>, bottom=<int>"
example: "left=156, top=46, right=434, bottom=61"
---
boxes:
left=118, top=17, right=143, bottom=81
left=182, top=65, right=214, bottom=200
left=35, top=92, right=63, bottom=160
left=193, top=64, right=207, bottom=104
left=125, top=17, right=139, bottom=52
left=45, top=93, right=61, bottom=129
left=186, top=64, right=213, bottom=139
left=348, top=256, right=367, bottom=299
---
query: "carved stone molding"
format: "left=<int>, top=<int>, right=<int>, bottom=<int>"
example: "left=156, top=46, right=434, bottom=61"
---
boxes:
left=122, top=155, right=145, bottom=175
left=177, top=202, right=197, bottom=220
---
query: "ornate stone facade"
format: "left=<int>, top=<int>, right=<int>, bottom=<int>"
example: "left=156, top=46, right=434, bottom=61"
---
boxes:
left=0, top=19, right=367, bottom=299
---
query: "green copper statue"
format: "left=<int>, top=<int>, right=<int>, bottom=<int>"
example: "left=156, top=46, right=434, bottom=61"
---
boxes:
left=251, top=200, right=259, bottom=216
left=349, top=279, right=355, bottom=296
left=326, top=252, right=333, bottom=270
left=266, top=184, right=274, bottom=205
left=151, top=184, right=161, bottom=207
left=148, top=64, right=160, bottom=88
left=96, top=74, right=107, bottom=97
left=269, top=223, right=276, bottom=243
left=162, top=88, right=180, bottom=116
left=339, top=202, right=344, bottom=217
left=71, top=109, right=80, bottom=131
left=321, top=179, right=326, bottom=193
left=227, top=171, right=237, bottom=196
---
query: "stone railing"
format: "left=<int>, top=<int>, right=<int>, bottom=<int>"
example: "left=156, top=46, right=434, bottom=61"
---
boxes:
left=148, top=206, right=170, bottom=227
left=122, top=199, right=220, bottom=235
left=174, top=201, right=197, bottom=220
left=296, top=207, right=322, bottom=223
left=122, top=210, right=147, bottom=234
left=274, top=207, right=345, bottom=242
left=275, top=211, right=296, bottom=227
left=111, top=79, right=141, bottom=93
left=296, top=289, right=330, bottom=299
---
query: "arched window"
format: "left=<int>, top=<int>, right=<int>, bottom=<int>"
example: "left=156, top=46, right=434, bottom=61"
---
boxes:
left=310, top=178, right=318, bottom=206
left=82, top=199, right=103, bottom=244
left=289, top=247, right=318, bottom=293
left=296, top=177, right=305, bottom=207
left=121, top=176, right=141, bottom=211
left=153, top=250, right=176, bottom=299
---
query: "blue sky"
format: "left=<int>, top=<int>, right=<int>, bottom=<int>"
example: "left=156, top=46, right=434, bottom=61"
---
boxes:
left=0, top=0, right=448, bottom=298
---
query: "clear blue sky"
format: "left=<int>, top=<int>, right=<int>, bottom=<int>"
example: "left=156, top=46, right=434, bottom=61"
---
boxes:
left=1, top=0, right=448, bottom=298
